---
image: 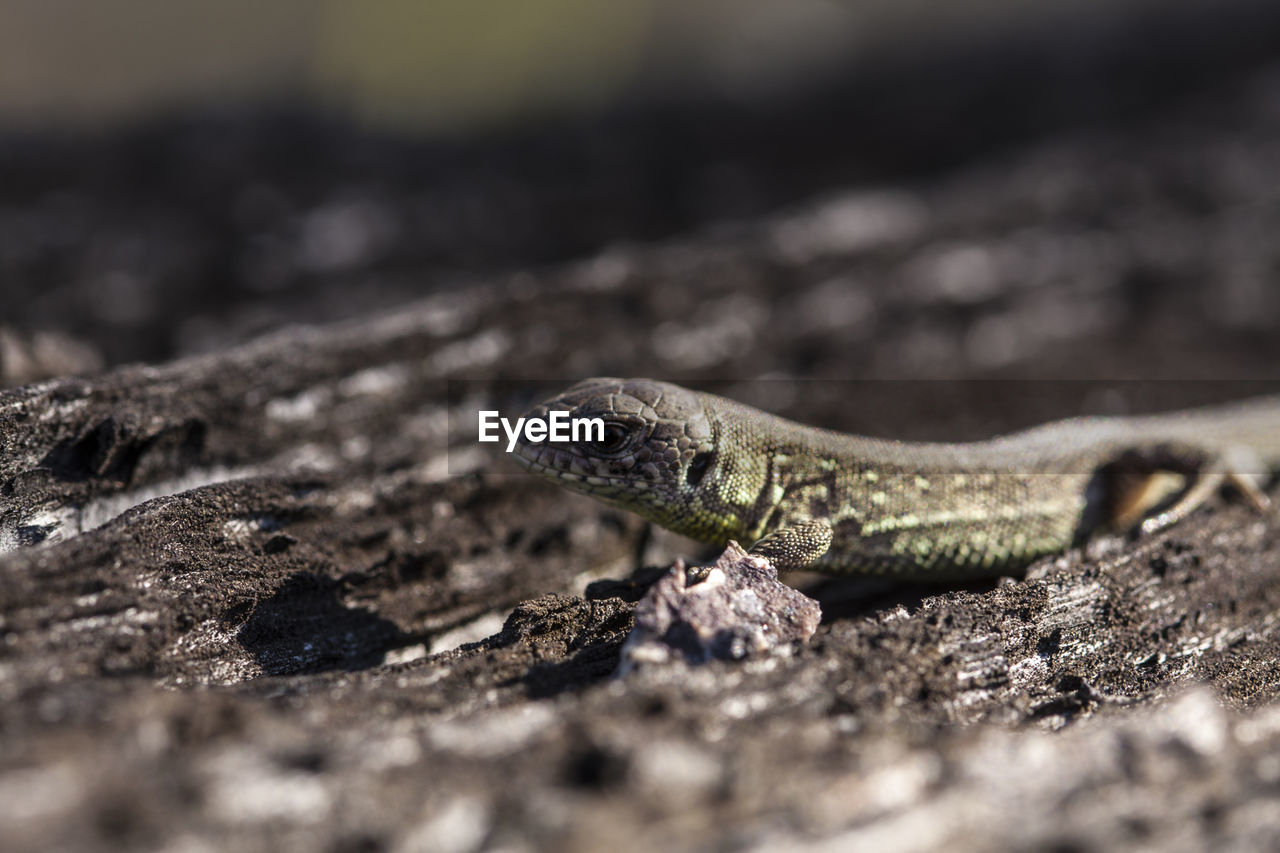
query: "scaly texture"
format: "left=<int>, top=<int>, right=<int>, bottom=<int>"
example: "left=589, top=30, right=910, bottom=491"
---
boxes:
left=513, top=379, right=1280, bottom=577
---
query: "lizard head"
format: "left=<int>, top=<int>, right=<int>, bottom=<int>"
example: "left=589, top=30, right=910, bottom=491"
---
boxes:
left=510, top=378, right=743, bottom=542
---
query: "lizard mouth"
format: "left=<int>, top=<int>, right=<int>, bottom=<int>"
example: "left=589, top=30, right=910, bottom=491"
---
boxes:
left=509, top=442, right=589, bottom=480
left=509, top=442, right=646, bottom=500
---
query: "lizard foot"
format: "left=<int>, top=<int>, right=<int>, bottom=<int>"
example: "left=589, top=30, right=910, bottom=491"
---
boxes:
left=1136, top=450, right=1272, bottom=536
left=748, top=519, right=833, bottom=572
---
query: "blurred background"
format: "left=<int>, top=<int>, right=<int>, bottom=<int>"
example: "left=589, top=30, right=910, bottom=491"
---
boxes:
left=2, top=0, right=1280, bottom=383
left=6, top=0, right=1278, bottom=130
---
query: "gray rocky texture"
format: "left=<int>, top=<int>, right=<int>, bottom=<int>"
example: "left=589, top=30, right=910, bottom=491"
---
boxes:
left=3, top=54, right=1280, bottom=853
left=620, top=543, right=823, bottom=669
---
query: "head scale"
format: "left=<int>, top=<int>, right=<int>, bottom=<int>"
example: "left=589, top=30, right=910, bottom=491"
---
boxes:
left=510, top=378, right=736, bottom=541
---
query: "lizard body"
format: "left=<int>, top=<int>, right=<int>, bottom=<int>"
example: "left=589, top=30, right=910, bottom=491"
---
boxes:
left=511, top=379, right=1279, bottom=577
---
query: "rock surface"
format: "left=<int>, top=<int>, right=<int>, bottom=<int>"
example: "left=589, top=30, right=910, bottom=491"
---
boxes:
left=4, top=50, right=1280, bottom=853
left=620, top=543, right=823, bottom=669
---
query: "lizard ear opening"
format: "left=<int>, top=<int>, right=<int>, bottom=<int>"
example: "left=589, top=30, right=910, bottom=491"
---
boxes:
left=686, top=452, right=713, bottom=488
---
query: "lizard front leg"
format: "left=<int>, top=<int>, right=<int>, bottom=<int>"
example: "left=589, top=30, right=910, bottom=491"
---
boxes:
left=748, top=518, right=834, bottom=572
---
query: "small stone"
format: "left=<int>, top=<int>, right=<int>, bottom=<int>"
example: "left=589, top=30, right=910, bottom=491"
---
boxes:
left=618, top=541, right=822, bottom=671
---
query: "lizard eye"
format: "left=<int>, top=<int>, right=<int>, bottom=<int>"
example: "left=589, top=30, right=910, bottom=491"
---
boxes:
left=588, top=421, right=635, bottom=456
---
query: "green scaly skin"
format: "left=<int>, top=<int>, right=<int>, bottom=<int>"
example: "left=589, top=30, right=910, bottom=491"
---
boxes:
left=511, top=379, right=1280, bottom=578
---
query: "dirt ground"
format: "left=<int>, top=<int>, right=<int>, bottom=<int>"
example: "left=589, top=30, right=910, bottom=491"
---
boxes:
left=4, top=38, right=1280, bottom=853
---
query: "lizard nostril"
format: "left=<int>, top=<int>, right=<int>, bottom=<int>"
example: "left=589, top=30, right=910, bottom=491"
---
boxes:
left=686, top=452, right=713, bottom=487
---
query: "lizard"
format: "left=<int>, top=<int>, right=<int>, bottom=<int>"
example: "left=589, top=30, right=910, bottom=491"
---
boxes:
left=509, top=378, right=1279, bottom=578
